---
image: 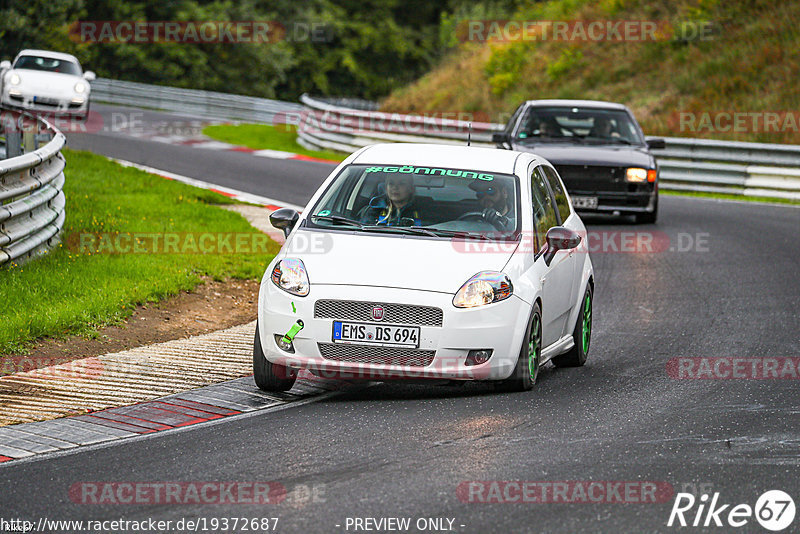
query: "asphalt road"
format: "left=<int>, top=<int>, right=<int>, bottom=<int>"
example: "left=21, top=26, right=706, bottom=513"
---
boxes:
left=65, top=104, right=337, bottom=207
left=2, top=104, right=799, bottom=533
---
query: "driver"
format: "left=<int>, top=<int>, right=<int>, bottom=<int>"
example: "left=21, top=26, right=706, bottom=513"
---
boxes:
left=469, top=180, right=514, bottom=231
left=358, top=174, right=422, bottom=226
left=590, top=116, right=615, bottom=138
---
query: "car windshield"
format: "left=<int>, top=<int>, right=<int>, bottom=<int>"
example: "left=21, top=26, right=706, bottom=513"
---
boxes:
left=307, top=164, right=520, bottom=238
left=515, top=106, right=644, bottom=146
left=13, top=55, right=82, bottom=76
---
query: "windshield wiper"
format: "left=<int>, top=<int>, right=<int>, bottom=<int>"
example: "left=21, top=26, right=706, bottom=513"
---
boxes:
left=360, top=225, right=439, bottom=237
left=419, top=228, right=494, bottom=241
left=309, top=214, right=364, bottom=228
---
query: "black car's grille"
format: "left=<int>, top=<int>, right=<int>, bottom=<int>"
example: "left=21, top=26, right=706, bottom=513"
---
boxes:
left=314, top=299, right=443, bottom=327
left=318, top=343, right=435, bottom=367
left=555, top=165, right=628, bottom=192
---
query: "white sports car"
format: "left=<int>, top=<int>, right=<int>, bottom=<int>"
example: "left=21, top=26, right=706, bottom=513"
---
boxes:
left=0, top=49, right=95, bottom=117
left=255, top=143, right=594, bottom=392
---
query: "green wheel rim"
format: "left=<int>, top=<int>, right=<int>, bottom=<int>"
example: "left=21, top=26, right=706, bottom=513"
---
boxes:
left=581, top=292, right=592, bottom=354
left=528, top=314, right=541, bottom=378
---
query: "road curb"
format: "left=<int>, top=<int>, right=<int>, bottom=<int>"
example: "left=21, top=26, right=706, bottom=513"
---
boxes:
left=0, top=371, right=355, bottom=465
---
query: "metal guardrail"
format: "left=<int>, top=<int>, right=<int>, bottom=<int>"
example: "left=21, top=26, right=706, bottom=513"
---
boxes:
left=296, top=95, right=800, bottom=200
left=91, top=78, right=303, bottom=123
left=0, top=109, right=66, bottom=266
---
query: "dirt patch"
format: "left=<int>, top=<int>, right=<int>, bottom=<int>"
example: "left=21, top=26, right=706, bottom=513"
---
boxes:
left=1, top=277, right=261, bottom=376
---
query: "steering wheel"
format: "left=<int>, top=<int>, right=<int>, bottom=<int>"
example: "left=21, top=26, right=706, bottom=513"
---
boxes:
left=456, top=211, right=507, bottom=231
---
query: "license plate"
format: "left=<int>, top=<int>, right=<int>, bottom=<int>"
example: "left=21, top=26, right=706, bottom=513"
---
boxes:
left=332, top=321, right=420, bottom=348
left=572, top=196, right=598, bottom=209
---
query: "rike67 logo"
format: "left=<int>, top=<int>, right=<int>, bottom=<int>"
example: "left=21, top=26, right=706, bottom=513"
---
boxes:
left=668, top=490, right=795, bottom=531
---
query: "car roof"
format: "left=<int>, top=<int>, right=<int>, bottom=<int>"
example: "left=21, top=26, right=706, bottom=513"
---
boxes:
left=524, top=99, right=628, bottom=111
left=15, top=49, right=80, bottom=64
left=352, top=143, right=536, bottom=175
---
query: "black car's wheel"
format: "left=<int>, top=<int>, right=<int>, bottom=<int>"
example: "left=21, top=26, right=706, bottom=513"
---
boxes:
left=496, top=303, right=542, bottom=392
left=553, top=285, right=592, bottom=368
left=635, top=196, right=658, bottom=224
left=253, top=322, right=297, bottom=392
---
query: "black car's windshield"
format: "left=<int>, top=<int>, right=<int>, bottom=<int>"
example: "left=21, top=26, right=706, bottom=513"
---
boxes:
left=307, top=164, right=520, bottom=238
left=515, top=106, right=644, bottom=146
left=13, top=55, right=82, bottom=75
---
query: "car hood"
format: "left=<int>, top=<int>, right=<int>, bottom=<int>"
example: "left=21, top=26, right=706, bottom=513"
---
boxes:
left=283, top=229, right=517, bottom=294
left=511, top=143, right=653, bottom=167
left=9, top=69, right=85, bottom=94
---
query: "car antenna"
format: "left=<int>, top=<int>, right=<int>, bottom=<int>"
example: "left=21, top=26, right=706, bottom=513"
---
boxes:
left=467, top=122, right=472, bottom=146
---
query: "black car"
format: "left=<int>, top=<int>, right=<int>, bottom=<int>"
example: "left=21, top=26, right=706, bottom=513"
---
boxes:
left=493, top=100, right=665, bottom=223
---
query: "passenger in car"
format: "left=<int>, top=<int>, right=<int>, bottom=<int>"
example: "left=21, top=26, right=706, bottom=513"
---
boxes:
left=358, top=174, right=422, bottom=226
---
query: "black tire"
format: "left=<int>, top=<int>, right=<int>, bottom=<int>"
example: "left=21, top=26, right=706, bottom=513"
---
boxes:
left=496, top=303, right=542, bottom=392
left=253, top=322, right=297, bottom=392
left=552, top=285, right=592, bottom=368
left=635, top=196, right=658, bottom=224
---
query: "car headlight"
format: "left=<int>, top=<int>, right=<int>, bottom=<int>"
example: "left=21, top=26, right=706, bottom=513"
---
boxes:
left=74, top=82, right=86, bottom=94
left=270, top=258, right=309, bottom=296
left=9, top=73, right=20, bottom=85
left=453, top=271, right=513, bottom=308
left=626, top=168, right=657, bottom=183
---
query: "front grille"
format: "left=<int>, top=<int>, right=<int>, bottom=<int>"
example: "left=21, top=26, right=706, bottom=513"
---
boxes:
left=318, top=343, right=435, bottom=367
left=314, top=299, right=443, bottom=327
left=555, top=165, right=628, bottom=193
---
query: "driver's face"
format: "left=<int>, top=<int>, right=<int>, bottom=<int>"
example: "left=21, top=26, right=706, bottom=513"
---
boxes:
left=386, top=177, right=413, bottom=204
left=478, top=187, right=504, bottom=210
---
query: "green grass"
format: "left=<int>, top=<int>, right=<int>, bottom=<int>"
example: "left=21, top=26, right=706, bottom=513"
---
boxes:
left=202, top=123, right=348, bottom=162
left=662, top=189, right=800, bottom=205
left=0, top=149, right=280, bottom=355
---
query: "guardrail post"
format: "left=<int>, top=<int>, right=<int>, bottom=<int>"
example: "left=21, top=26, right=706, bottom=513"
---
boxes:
left=6, top=130, right=22, bottom=158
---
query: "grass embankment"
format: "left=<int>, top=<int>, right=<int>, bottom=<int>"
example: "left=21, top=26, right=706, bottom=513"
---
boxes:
left=0, top=149, right=280, bottom=355
left=202, top=123, right=348, bottom=162
left=382, top=0, right=800, bottom=145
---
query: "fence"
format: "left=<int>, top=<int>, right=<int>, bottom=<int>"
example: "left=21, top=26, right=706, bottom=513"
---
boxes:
left=90, top=78, right=302, bottom=123
left=0, top=109, right=66, bottom=265
left=294, top=95, right=800, bottom=200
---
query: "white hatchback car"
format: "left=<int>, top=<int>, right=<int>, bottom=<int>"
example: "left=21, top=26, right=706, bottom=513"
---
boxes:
left=0, top=49, right=95, bottom=117
left=256, top=143, right=594, bottom=392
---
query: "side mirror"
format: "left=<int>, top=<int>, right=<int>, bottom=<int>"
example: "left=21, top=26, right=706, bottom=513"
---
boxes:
left=269, top=208, right=299, bottom=237
left=543, top=226, right=582, bottom=266
left=646, top=138, right=666, bottom=150
left=83, top=71, right=96, bottom=81
left=492, top=132, right=510, bottom=146
left=0, top=60, right=11, bottom=70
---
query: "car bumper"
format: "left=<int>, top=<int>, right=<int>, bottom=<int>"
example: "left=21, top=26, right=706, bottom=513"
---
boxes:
left=573, top=188, right=657, bottom=214
left=257, top=280, right=532, bottom=382
left=1, top=92, right=89, bottom=114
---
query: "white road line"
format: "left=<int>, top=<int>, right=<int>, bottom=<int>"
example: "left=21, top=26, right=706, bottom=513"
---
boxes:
left=112, top=158, right=304, bottom=211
